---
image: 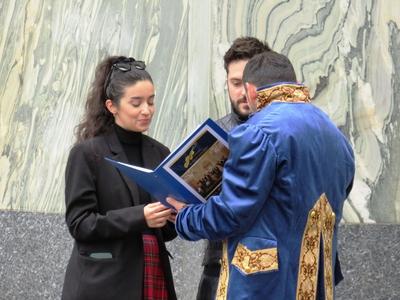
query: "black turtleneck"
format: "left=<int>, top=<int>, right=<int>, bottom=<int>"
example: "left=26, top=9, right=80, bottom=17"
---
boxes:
left=114, top=124, right=143, bottom=165
left=114, top=124, right=152, bottom=207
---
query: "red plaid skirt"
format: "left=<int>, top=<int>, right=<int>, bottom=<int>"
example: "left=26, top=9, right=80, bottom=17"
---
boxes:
left=142, top=234, right=168, bottom=300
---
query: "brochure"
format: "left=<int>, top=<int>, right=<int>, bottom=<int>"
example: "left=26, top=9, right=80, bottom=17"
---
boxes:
left=105, top=118, right=229, bottom=205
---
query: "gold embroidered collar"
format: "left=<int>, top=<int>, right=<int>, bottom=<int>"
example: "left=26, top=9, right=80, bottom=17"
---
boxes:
left=256, top=83, right=311, bottom=111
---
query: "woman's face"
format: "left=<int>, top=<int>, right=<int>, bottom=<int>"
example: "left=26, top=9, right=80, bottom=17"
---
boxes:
left=107, top=80, right=155, bottom=132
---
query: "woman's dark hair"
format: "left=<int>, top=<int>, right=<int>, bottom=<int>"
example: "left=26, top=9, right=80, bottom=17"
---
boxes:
left=243, top=51, right=297, bottom=87
left=75, top=56, right=153, bottom=143
left=223, top=37, right=271, bottom=72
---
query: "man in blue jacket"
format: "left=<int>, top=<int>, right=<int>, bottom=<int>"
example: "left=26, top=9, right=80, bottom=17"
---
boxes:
left=199, top=36, right=270, bottom=300
left=168, top=51, right=355, bottom=299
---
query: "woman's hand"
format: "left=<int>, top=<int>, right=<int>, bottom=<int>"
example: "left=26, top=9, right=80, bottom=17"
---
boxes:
left=144, top=202, right=173, bottom=228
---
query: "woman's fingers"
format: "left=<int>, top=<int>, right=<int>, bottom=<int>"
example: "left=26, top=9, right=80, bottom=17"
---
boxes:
left=153, top=208, right=173, bottom=218
left=147, top=219, right=167, bottom=228
left=146, top=202, right=168, bottom=211
left=144, top=202, right=173, bottom=228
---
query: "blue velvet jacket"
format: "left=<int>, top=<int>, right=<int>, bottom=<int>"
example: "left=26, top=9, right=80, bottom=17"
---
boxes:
left=175, top=101, right=355, bottom=300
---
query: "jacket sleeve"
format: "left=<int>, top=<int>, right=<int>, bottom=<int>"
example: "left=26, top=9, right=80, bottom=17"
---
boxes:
left=175, top=124, right=277, bottom=241
left=65, top=143, right=148, bottom=242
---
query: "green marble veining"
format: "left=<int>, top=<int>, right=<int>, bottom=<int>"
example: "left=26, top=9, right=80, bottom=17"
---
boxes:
left=1, top=0, right=399, bottom=223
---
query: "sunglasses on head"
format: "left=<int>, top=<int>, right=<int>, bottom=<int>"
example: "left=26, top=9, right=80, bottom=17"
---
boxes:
left=113, top=57, right=146, bottom=71
left=104, top=57, right=146, bottom=98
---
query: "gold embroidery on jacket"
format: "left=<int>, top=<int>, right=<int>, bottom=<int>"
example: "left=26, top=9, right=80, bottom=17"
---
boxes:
left=232, top=243, right=278, bottom=274
left=216, top=240, right=229, bottom=300
left=296, top=193, right=335, bottom=300
left=322, top=200, right=335, bottom=300
left=256, top=84, right=311, bottom=111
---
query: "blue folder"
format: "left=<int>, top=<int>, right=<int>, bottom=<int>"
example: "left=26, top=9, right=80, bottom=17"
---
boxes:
left=105, top=118, right=229, bottom=206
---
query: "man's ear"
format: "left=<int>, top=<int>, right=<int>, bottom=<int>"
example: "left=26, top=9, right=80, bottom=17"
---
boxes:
left=105, top=99, right=117, bottom=115
left=245, top=82, right=257, bottom=100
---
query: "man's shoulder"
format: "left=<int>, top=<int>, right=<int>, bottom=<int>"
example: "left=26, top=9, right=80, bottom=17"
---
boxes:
left=216, top=113, right=233, bottom=123
left=216, top=113, right=242, bottom=132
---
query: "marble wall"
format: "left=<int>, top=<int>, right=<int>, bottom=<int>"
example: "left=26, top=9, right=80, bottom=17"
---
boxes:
left=1, top=0, right=399, bottom=223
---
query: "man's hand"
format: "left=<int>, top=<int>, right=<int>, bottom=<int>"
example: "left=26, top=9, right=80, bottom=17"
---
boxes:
left=144, top=202, right=173, bottom=228
left=167, top=211, right=177, bottom=223
left=166, top=197, right=187, bottom=214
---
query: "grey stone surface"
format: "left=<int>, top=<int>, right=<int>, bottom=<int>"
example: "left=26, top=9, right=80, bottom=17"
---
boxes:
left=0, top=212, right=70, bottom=300
left=336, top=224, right=400, bottom=300
left=0, top=211, right=399, bottom=300
left=0, top=211, right=203, bottom=300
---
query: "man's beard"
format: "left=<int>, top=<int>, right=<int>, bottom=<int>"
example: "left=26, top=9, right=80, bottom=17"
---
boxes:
left=231, top=99, right=249, bottom=120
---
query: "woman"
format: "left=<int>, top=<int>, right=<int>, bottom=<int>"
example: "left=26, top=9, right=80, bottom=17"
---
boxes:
left=62, top=56, right=177, bottom=300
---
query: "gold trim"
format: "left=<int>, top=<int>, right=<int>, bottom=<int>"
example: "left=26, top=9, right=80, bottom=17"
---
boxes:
left=296, top=193, right=335, bottom=300
left=216, top=240, right=229, bottom=300
left=256, top=84, right=311, bottom=111
left=232, top=243, right=278, bottom=274
left=322, top=197, right=335, bottom=300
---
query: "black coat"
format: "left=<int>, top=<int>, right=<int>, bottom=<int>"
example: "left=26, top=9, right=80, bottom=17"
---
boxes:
left=62, top=129, right=177, bottom=300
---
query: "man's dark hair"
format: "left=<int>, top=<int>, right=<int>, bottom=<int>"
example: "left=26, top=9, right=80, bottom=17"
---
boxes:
left=223, top=37, right=271, bottom=72
left=243, top=51, right=297, bottom=87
